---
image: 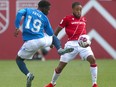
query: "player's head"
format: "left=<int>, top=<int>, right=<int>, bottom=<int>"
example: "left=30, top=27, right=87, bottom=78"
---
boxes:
left=72, top=2, right=82, bottom=18
left=38, top=0, right=51, bottom=15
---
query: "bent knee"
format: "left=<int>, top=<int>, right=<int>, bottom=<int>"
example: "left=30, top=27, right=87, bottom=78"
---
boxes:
left=55, top=67, right=63, bottom=74
left=87, top=55, right=96, bottom=64
left=16, top=56, right=24, bottom=61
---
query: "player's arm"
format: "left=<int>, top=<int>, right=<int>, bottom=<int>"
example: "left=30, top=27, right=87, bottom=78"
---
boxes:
left=55, top=17, right=67, bottom=36
left=14, top=29, right=20, bottom=37
left=14, top=8, right=26, bottom=37
left=54, top=26, right=62, bottom=36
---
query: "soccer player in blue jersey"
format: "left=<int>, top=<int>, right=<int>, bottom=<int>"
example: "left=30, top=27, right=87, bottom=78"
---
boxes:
left=14, top=0, right=74, bottom=87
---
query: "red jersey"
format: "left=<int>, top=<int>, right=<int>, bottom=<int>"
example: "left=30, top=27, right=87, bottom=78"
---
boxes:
left=59, top=14, right=86, bottom=41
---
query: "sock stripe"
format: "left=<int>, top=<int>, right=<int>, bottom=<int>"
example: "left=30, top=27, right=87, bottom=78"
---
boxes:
left=90, top=64, right=97, bottom=67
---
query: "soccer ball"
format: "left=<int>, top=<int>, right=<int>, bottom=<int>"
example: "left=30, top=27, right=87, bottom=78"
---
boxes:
left=78, top=35, right=91, bottom=48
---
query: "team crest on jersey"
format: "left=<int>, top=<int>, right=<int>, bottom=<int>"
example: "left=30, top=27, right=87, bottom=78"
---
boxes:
left=81, top=17, right=86, bottom=22
left=72, top=18, right=74, bottom=20
left=0, top=0, right=9, bottom=34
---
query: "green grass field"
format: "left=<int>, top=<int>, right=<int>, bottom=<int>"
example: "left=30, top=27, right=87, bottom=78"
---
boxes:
left=0, top=59, right=116, bottom=87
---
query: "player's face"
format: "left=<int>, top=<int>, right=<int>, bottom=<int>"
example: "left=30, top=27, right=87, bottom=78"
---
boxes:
left=42, top=6, right=51, bottom=15
left=72, top=5, right=82, bottom=18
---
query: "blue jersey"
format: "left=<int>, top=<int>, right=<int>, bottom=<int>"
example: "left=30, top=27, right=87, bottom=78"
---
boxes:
left=15, top=8, right=54, bottom=41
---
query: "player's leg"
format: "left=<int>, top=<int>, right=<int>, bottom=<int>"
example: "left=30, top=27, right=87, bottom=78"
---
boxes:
left=16, top=56, right=29, bottom=75
left=16, top=41, right=36, bottom=75
left=16, top=39, right=44, bottom=87
left=87, top=55, right=98, bottom=87
left=44, top=34, right=74, bottom=55
left=52, top=35, right=74, bottom=55
left=45, top=42, right=78, bottom=87
left=51, top=62, right=67, bottom=85
left=79, top=47, right=98, bottom=87
left=32, top=48, right=46, bottom=61
left=45, top=55, right=78, bottom=87
left=45, top=62, right=67, bottom=87
left=16, top=55, right=34, bottom=87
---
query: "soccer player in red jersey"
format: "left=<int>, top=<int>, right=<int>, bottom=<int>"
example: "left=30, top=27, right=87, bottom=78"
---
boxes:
left=45, top=2, right=98, bottom=87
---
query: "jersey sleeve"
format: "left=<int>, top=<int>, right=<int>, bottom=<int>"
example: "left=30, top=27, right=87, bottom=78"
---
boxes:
left=59, top=17, right=68, bottom=28
left=44, top=17, right=54, bottom=36
left=15, top=8, right=27, bottom=29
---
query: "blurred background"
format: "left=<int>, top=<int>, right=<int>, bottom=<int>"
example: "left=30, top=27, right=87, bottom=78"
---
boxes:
left=0, top=0, right=116, bottom=87
left=0, top=0, right=116, bottom=60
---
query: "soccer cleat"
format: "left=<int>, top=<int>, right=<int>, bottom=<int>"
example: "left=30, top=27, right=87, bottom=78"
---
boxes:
left=92, top=83, right=98, bottom=87
left=58, top=48, right=74, bottom=55
left=26, top=73, right=34, bottom=87
left=44, top=83, right=56, bottom=87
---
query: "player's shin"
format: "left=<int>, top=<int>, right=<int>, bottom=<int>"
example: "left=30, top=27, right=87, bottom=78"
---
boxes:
left=16, top=56, right=29, bottom=75
left=52, top=35, right=62, bottom=50
left=90, top=64, right=98, bottom=85
left=51, top=69, right=60, bottom=85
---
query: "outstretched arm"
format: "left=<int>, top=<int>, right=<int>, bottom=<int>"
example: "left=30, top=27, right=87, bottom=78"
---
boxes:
left=14, top=9, right=26, bottom=37
left=54, top=26, right=62, bottom=36
left=55, top=16, right=67, bottom=36
left=50, top=26, right=63, bottom=49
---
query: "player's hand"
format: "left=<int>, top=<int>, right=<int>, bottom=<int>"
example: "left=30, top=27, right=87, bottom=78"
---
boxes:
left=14, top=29, right=20, bottom=37
left=50, top=44, right=54, bottom=48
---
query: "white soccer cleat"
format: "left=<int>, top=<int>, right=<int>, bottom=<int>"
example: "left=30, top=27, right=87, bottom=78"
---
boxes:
left=58, top=48, right=74, bottom=55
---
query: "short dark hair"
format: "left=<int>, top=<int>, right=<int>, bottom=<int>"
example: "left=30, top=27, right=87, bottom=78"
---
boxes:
left=38, top=0, right=51, bottom=8
left=72, top=2, right=81, bottom=8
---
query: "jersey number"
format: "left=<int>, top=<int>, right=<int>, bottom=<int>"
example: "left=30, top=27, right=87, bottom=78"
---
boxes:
left=25, top=15, right=42, bottom=32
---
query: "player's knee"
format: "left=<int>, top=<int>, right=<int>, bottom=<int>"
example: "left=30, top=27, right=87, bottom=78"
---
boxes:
left=55, top=67, right=63, bottom=74
left=16, top=56, right=24, bottom=62
left=87, top=55, right=96, bottom=64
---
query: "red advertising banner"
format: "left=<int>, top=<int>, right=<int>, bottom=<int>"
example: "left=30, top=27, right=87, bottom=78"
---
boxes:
left=0, top=0, right=116, bottom=60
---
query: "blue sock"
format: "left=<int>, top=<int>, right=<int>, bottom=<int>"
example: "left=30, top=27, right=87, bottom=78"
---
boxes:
left=16, top=56, right=29, bottom=75
left=52, top=35, right=61, bottom=50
